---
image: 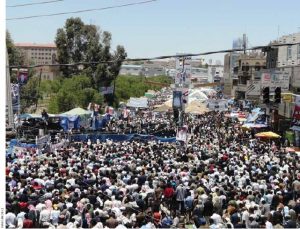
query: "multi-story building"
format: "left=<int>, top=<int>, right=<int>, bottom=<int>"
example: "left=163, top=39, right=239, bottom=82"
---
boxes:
left=15, top=43, right=59, bottom=80
left=207, top=65, right=224, bottom=83
left=190, top=67, right=209, bottom=83
left=277, top=33, right=300, bottom=68
left=15, top=43, right=57, bottom=65
left=119, top=64, right=143, bottom=76
left=235, top=52, right=266, bottom=101
left=142, top=63, right=166, bottom=77
left=263, top=33, right=300, bottom=140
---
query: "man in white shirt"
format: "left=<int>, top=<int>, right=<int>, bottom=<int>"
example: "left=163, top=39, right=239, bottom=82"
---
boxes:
left=39, top=206, right=51, bottom=227
left=6, top=211, right=16, bottom=228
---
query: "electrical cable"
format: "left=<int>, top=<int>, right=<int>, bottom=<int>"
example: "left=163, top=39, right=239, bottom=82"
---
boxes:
left=6, top=0, right=157, bottom=21
left=7, top=0, right=64, bottom=8
left=8, top=42, right=300, bottom=69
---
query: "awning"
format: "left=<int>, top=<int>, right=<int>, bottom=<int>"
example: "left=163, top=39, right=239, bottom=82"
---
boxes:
left=255, top=131, right=281, bottom=139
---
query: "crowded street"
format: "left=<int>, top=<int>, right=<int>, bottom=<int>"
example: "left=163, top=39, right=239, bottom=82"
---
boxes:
left=5, top=90, right=300, bottom=229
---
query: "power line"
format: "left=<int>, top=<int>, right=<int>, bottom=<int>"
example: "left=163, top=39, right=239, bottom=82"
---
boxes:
left=8, top=42, right=300, bottom=69
left=6, top=0, right=157, bottom=21
left=7, top=0, right=64, bottom=8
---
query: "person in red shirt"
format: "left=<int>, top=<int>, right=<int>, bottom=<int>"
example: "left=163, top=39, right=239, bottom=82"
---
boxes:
left=153, top=211, right=161, bottom=226
left=164, top=182, right=174, bottom=209
left=23, top=214, right=33, bottom=228
left=32, top=182, right=42, bottom=190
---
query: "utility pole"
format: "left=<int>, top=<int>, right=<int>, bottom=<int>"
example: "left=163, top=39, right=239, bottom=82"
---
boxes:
left=35, top=68, right=43, bottom=111
left=6, top=50, right=14, bottom=129
left=243, top=33, right=247, bottom=54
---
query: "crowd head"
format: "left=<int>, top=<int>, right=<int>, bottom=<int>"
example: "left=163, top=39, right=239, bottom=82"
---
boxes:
left=5, top=97, right=300, bottom=228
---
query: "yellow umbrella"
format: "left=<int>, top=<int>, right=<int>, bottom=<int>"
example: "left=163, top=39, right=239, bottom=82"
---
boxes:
left=255, top=131, right=281, bottom=138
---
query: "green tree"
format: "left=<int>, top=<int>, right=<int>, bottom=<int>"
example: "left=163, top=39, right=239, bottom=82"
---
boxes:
left=20, top=75, right=41, bottom=113
left=114, top=75, right=172, bottom=103
left=46, top=75, right=104, bottom=113
left=6, top=31, right=25, bottom=67
left=6, top=31, right=39, bottom=113
left=55, top=17, right=127, bottom=93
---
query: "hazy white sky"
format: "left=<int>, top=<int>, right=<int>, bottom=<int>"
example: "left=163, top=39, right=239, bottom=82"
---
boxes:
left=6, top=0, right=300, bottom=63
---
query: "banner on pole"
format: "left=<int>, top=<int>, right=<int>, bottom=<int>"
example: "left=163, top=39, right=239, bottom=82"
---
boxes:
left=176, top=126, right=188, bottom=142
left=17, top=70, right=28, bottom=85
left=173, top=91, right=183, bottom=109
left=175, top=55, right=192, bottom=85
left=11, top=83, right=20, bottom=113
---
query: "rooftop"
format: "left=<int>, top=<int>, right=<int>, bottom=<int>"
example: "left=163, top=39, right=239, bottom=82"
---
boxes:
left=15, top=43, right=57, bottom=48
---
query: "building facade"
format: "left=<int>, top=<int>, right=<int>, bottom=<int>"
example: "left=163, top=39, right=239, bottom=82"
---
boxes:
left=235, top=52, right=266, bottom=101
left=207, top=65, right=224, bottom=83
left=15, top=43, right=59, bottom=80
left=119, top=65, right=143, bottom=76
left=277, top=33, right=300, bottom=68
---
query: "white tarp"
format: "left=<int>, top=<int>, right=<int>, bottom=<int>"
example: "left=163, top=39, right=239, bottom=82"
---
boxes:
left=127, top=97, right=148, bottom=108
left=188, top=89, right=208, bottom=102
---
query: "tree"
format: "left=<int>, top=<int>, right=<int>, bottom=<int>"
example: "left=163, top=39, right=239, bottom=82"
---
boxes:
left=55, top=17, right=127, bottom=91
left=46, top=75, right=104, bottom=113
left=6, top=31, right=39, bottom=113
left=20, top=75, right=41, bottom=113
left=6, top=31, right=25, bottom=67
left=6, top=31, right=26, bottom=83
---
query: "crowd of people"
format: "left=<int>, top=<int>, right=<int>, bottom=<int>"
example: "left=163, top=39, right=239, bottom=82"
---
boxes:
left=5, top=93, right=300, bottom=229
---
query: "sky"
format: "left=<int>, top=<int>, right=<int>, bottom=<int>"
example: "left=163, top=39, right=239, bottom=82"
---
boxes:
left=5, top=0, right=300, bottom=64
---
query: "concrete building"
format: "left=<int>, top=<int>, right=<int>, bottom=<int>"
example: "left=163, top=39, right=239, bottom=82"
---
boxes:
left=277, top=32, right=300, bottom=68
left=190, top=68, right=209, bottom=83
left=207, top=65, right=224, bottom=83
left=235, top=52, right=266, bottom=101
left=223, top=53, right=242, bottom=97
left=15, top=43, right=57, bottom=65
left=142, top=63, right=166, bottom=77
left=15, top=43, right=59, bottom=80
left=119, top=64, right=143, bottom=76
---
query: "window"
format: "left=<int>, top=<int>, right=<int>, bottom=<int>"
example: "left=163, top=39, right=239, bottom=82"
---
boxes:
left=287, top=45, right=292, bottom=59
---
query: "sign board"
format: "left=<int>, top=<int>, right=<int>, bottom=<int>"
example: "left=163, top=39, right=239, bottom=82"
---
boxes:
left=261, top=70, right=290, bottom=93
left=173, top=91, right=183, bottom=109
left=246, top=80, right=260, bottom=96
left=100, top=86, right=114, bottom=95
left=127, top=97, right=148, bottom=108
left=282, top=93, right=293, bottom=103
left=295, top=95, right=300, bottom=105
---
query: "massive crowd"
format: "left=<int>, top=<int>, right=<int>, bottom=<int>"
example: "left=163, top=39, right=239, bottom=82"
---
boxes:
left=5, top=95, right=300, bottom=229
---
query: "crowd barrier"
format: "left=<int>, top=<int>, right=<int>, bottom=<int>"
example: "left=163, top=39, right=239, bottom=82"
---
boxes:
left=70, top=133, right=176, bottom=143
